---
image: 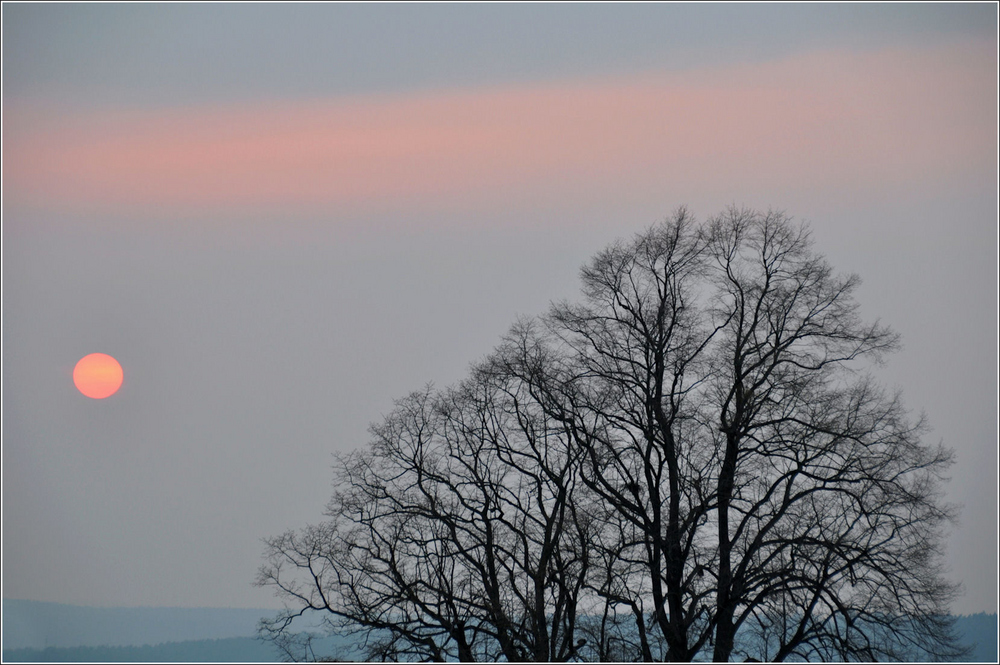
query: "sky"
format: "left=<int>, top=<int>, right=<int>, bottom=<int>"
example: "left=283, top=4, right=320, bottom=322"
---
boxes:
left=2, top=3, right=997, bottom=615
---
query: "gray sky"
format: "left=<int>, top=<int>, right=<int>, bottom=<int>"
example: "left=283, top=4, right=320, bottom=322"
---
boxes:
left=2, top=3, right=997, bottom=614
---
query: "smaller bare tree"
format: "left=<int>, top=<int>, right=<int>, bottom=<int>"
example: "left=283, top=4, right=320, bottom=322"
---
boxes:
left=258, top=367, right=594, bottom=661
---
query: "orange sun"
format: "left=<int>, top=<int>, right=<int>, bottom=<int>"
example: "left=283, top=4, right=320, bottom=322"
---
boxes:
left=73, top=353, right=124, bottom=399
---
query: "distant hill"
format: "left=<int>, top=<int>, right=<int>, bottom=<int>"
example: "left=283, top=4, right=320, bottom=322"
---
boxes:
left=954, top=612, right=998, bottom=663
left=1, top=636, right=294, bottom=662
left=2, top=598, right=994, bottom=662
left=1, top=634, right=360, bottom=663
left=1, top=599, right=280, bottom=650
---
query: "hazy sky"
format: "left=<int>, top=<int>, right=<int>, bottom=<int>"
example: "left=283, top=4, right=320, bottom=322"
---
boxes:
left=2, top=4, right=997, bottom=614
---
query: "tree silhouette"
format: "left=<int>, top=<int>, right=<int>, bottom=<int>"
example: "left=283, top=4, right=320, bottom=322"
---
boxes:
left=258, top=207, right=965, bottom=662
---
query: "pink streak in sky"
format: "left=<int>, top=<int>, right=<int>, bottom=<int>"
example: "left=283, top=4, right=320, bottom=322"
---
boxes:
left=3, top=41, right=995, bottom=217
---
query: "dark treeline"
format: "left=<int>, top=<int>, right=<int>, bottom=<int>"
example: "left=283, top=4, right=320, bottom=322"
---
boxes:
left=258, top=208, right=966, bottom=662
left=1, top=636, right=283, bottom=662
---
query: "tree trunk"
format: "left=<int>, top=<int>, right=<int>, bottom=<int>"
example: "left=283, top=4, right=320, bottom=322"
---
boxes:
left=713, top=430, right=739, bottom=662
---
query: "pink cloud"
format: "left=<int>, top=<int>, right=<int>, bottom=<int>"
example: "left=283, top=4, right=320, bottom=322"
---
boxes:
left=3, top=40, right=994, bottom=217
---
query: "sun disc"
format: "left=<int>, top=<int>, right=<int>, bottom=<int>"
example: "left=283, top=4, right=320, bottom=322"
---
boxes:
left=73, top=353, right=124, bottom=399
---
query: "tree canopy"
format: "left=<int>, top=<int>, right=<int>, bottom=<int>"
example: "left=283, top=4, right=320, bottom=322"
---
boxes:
left=258, top=207, right=965, bottom=662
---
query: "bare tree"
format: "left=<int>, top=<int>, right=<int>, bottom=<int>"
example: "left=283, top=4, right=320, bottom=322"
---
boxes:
left=259, top=207, right=964, bottom=662
left=258, top=369, right=593, bottom=661
left=702, top=208, right=965, bottom=661
left=497, top=210, right=720, bottom=661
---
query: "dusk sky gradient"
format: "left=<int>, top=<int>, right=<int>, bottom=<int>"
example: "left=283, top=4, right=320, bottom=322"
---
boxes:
left=3, top=4, right=997, bottom=614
